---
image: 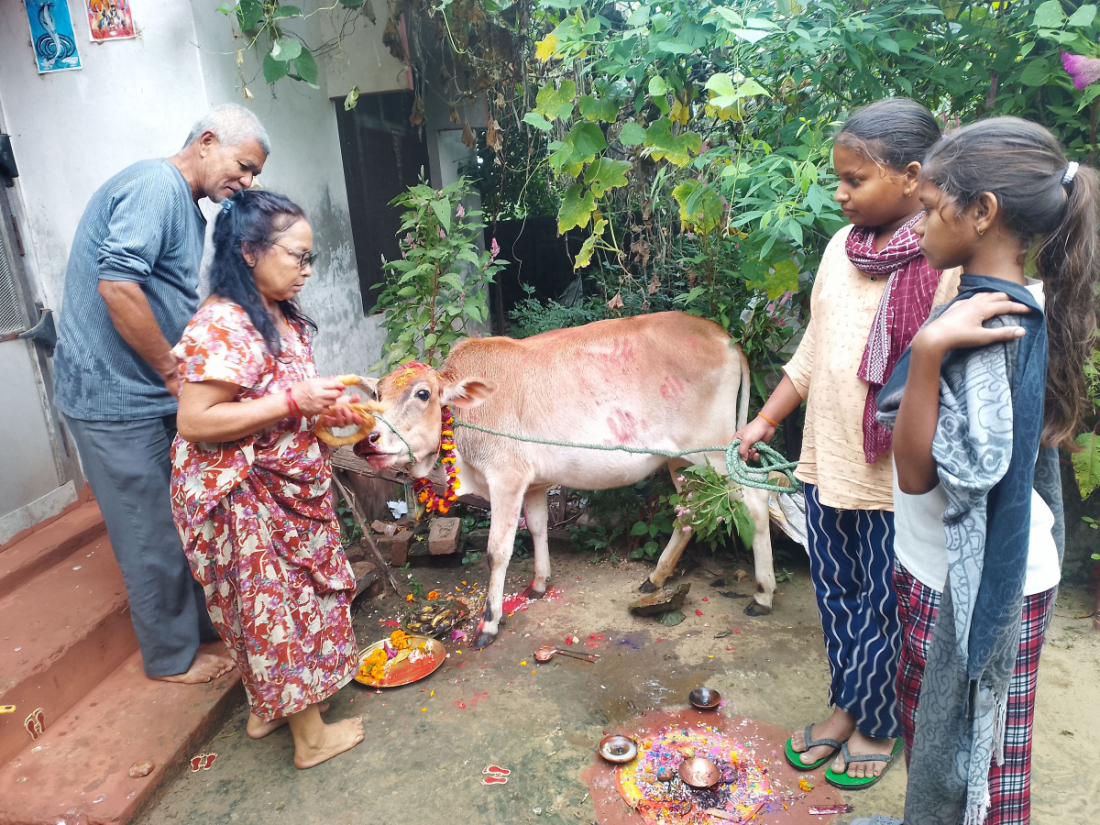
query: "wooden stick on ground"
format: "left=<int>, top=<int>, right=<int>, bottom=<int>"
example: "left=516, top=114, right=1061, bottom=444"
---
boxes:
left=332, top=469, right=401, bottom=596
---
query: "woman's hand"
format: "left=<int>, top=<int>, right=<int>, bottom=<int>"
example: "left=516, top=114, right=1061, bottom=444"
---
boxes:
left=317, top=394, right=364, bottom=429
left=290, top=377, right=351, bottom=417
left=734, top=416, right=776, bottom=461
left=913, top=292, right=1030, bottom=357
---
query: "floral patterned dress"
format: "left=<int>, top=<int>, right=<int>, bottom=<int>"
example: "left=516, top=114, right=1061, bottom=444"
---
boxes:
left=170, top=301, right=357, bottom=722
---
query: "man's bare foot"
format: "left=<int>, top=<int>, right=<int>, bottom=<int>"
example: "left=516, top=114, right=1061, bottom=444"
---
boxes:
left=246, top=703, right=331, bottom=740
left=292, top=717, right=365, bottom=769
left=153, top=652, right=235, bottom=685
left=832, top=730, right=898, bottom=779
left=791, top=707, right=855, bottom=767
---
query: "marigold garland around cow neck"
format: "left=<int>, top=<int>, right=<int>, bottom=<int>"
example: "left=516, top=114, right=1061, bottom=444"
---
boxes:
left=412, top=405, right=461, bottom=515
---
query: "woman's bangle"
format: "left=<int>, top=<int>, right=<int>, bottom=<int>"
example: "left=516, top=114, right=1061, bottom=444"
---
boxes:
left=285, top=387, right=302, bottom=418
left=758, top=412, right=779, bottom=428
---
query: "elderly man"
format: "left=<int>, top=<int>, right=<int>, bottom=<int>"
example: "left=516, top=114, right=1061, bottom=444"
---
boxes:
left=53, top=104, right=269, bottom=684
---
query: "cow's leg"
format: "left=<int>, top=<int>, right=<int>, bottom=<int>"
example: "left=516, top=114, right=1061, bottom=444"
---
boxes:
left=642, top=461, right=692, bottom=592
left=521, top=487, right=551, bottom=600
left=738, top=486, right=776, bottom=615
left=474, top=485, right=526, bottom=649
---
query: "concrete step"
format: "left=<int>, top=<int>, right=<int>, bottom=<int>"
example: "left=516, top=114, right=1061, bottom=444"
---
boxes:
left=0, top=646, right=242, bottom=825
left=0, top=501, right=107, bottom=600
left=0, top=530, right=134, bottom=766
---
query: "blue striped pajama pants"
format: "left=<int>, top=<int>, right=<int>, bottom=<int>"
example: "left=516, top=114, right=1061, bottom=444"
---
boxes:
left=803, top=483, right=902, bottom=740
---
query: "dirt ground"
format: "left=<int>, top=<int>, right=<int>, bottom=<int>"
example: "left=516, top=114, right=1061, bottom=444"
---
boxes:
left=138, top=549, right=1100, bottom=825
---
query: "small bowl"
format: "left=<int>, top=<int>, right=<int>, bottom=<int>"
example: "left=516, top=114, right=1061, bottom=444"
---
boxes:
left=689, top=687, right=722, bottom=710
left=598, top=734, right=638, bottom=764
left=679, top=757, right=721, bottom=788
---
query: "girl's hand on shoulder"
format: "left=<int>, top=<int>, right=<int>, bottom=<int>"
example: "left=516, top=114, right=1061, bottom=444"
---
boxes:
left=913, top=292, right=1030, bottom=357
left=291, top=377, right=348, bottom=417
left=318, top=394, right=364, bottom=429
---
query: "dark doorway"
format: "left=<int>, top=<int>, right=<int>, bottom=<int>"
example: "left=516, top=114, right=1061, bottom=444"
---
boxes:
left=335, top=92, right=430, bottom=314
left=488, top=218, right=582, bottom=332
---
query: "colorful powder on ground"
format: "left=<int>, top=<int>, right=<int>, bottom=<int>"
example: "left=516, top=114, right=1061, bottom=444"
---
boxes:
left=617, top=726, right=772, bottom=825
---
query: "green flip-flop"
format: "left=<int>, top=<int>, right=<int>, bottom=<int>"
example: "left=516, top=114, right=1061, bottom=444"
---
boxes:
left=824, top=739, right=904, bottom=790
left=783, top=724, right=843, bottom=771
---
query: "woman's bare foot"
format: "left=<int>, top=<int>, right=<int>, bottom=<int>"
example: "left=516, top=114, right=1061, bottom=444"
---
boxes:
left=292, top=717, right=364, bottom=769
left=246, top=703, right=330, bottom=740
left=790, top=707, right=855, bottom=767
left=153, top=652, right=235, bottom=685
left=832, top=730, right=897, bottom=779
left=286, top=704, right=364, bottom=769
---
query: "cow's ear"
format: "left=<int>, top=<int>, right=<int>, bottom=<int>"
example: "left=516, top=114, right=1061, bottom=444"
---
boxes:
left=357, top=377, right=380, bottom=401
left=442, top=378, right=496, bottom=409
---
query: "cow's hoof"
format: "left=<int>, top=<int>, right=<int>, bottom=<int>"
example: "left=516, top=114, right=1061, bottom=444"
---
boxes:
left=473, top=631, right=497, bottom=649
left=521, top=584, right=546, bottom=601
left=637, top=579, right=658, bottom=594
left=744, top=600, right=772, bottom=617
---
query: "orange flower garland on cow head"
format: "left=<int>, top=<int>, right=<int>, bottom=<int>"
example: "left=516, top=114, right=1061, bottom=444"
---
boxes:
left=412, top=405, right=461, bottom=515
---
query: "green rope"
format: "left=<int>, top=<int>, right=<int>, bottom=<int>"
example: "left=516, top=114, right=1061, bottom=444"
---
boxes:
left=374, top=412, right=418, bottom=466
left=452, top=420, right=801, bottom=494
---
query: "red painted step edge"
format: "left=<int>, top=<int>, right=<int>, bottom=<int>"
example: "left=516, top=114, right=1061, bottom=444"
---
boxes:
left=0, top=645, right=243, bottom=825
left=0, top=501, right=106, bottom=600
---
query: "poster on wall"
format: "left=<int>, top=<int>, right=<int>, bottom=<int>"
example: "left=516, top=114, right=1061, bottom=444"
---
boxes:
left=24, top=0, right=82, bottom=73
left=85, top=0, right=136, bottom=41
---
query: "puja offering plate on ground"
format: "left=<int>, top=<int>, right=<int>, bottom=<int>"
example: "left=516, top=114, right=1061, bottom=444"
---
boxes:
left=402, top=598, right=470, bottom=637
left=598, top=734, right=638, bottom=764
left=688, top=687, right=721, bottom=710
left=678, top=757, right=720, bottom=789
left=354, top=633, right=445, bottom=688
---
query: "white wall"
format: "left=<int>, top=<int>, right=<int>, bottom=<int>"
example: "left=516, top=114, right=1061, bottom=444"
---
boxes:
left=187, top=2, right=387, bottom=376
left=0, top=0, right=207, bottom=311
left=0, top=0, right=399, bottom=376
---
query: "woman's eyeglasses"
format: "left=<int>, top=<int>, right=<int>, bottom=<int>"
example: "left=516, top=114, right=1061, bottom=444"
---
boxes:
left=269, top=242, right=318, bottom=269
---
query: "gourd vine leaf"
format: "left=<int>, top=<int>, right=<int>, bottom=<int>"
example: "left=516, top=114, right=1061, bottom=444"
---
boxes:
left=273, top=5, right=302, bottom=18
left=746, top=259, right=800, bottom=299
left=292, top=49, right=319, bottom=87
left=704, top=72, right=769, bottom=109
left=671, top=180, right=723, bottom=233
left=574, top=218, right=607, bottom=270
left=549, top=121, right=607, bottom=176
left=536, top=34, right=559, bottom=62
left=585, top=158, right=631, bottom=197
left=235, top=0, right=264, bottom=31
left=1072, top=431, right=1100, bottom=500
left=523, top=112, right=553, bottom=131
left=558, top=184, right=596, bottom=234
left=263, top=52, right=290, bottom=83
left=579, top=95, right=620, bottom=122
left=535, top=80, right=577, bottom=121
left=271, top=37, right=303, bottom=62
left=618, top=121, right=647, bottom=146
left=644, top=118, right=702, bottom=166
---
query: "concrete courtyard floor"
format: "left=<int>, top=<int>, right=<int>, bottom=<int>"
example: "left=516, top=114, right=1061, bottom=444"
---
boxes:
left=137, top=551, right=1100, bottom=825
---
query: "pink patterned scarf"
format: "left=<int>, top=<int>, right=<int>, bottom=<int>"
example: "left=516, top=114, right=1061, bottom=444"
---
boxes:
left=846, top=215, right=942, bottom=464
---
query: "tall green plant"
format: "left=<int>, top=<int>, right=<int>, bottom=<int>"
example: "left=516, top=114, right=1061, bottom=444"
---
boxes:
left=374, top=178, right=508, bottom=370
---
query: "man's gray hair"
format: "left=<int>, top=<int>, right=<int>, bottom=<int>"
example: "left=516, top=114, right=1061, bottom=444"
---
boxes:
left=182, top=104, right=271, bottom=154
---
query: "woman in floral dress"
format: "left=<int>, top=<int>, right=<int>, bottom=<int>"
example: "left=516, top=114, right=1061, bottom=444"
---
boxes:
left=171, top=190, right=364, bottom=769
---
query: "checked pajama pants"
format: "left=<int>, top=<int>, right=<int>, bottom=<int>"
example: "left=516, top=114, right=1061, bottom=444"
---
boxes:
left=803, top=483, right=901, bottom=740
left=894, top=562, right=1054, bottom=825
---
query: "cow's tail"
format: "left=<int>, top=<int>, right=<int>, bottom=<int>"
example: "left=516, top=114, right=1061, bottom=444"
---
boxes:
left=735, top=343, right=751, bottom=431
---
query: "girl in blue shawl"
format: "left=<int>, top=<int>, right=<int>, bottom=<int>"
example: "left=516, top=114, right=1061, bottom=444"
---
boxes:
left=871, top=119, right=1099, bottom=825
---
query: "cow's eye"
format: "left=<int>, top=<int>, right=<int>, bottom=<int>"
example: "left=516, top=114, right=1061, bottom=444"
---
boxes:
left=415, top=389, right=430, bottom=401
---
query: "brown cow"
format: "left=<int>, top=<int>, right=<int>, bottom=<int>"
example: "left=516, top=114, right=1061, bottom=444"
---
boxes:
left=355, top=311, right=776, bottom=648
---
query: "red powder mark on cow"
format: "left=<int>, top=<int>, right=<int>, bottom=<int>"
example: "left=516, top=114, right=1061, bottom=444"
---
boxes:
left=607, top=410, right=640, bottom=444
left=684, top=336, right=699, bottom=351
left=659, top=375, right=686, bottom=400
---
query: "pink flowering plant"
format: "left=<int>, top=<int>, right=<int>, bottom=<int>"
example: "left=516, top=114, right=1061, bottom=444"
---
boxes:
left=667, top=463, right=756, bottom=553
left=375, top=177, right=507, bottom=370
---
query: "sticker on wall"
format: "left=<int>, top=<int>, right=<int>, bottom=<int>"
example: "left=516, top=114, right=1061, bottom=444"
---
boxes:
left=24, top=0, right=82, bottom=74
left=85, top=0, right=135, bottom=42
